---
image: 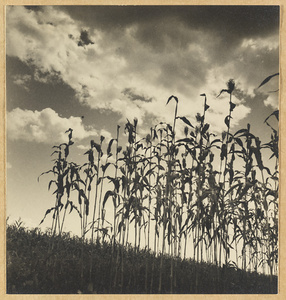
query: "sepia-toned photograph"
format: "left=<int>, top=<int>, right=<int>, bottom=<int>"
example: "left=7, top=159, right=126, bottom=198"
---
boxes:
left=5, top=4, right=279, bottom=295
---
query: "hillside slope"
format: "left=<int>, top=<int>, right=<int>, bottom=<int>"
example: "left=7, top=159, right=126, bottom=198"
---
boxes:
left=6, top=224, right=277, bottom=294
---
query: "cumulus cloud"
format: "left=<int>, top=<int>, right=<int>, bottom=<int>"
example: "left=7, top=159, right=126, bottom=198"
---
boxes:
left=100, top=129, right=112, bottom=141
left=6, top=5, right=279, bottom=134
left=255, top=72, right=279, bottom=109
left=263, top=92, right=279, bottom=108
left=7, top=107, right=97, bottom=143
left=77, top=144, right=89, bottom=150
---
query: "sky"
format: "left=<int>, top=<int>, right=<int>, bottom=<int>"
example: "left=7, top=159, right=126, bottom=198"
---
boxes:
left=6, top=5, right=279, bottom=234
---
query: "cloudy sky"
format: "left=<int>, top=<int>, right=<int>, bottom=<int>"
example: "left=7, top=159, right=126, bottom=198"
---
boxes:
left=6, top=5, right=279, bottom=233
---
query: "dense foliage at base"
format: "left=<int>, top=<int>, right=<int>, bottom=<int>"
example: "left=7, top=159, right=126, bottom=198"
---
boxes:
left=6, top=223, right=277, bottom=294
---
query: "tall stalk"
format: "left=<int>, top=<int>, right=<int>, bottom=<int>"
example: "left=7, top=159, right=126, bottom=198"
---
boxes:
left=217, top=79, right=235, bottom=265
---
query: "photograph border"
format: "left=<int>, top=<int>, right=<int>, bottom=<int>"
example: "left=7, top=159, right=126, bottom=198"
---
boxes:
left=0, top=0, right=285, bottom=299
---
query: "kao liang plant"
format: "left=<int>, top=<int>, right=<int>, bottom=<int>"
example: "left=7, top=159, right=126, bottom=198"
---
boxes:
left=40, top=77, right=278, bottom=293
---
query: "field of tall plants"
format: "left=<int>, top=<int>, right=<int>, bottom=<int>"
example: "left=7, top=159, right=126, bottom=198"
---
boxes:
left=7, top=78, right=278, bottom=294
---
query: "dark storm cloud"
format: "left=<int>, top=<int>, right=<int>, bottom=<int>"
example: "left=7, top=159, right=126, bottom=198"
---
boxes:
left=60, top=5, right=279, bottom=43
left=60, top=6, right=279, bottom=33
left=58, top=5, right=279, bottom=68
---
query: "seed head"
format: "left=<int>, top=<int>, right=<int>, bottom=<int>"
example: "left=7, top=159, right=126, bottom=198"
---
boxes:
left=227, top=79, right=235, bottom=94
left=217, top=79, right=236, bottom=98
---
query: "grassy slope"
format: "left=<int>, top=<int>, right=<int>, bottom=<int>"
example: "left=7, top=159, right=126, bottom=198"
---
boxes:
left=6, top=224, right=277, bottom=294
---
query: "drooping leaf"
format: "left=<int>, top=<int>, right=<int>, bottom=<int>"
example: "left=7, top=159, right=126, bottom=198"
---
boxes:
left=264, top=110, right=279, bottom=123
left=38, top=170, right=54, bottom=181
left=166, top=95, right=178, bottom=105
left=234, top=128, right=248, bottom=137
left=101, top=163, right=111, bottom=173
left=48, top=180, right=56, bottom=191
left=176, top=116, right=194, bottom=128
left=210, top=139, right=221, bottom=146
left=264, top=166, right=272, bottom=176
left=103, top=190, right=115, bottom=208
left=268, top=89, right=279, bottom=93
left=39, top=208, right=55, bottom=225
left=258, top=73, right=279, bottom=88
left=107, top=139, right=114, bottom=156
left=93, top=142, right=101, bottom=154
left=216, top=89, right=229, bottom=98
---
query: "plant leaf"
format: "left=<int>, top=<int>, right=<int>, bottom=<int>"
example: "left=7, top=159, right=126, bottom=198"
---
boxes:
left=166, top=95, right=178, bottom=105
left=201, top=123, right=210, bottom=136
left=230, top=102, right=236, bottom=112
left=264, top=110, right=279, bottom=123
left=258, top=73, right=279, bottom=88
left=224, top=116, right=232, bottom=128
left=107, top=139, right=114, bottom=156
left=103, top=190, right=115, bottom=208
left=216, top=89, right=229, bottom=98
left=176, top=138, right=194, bottom=144
left=176, top=116, right=194, bottom=128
